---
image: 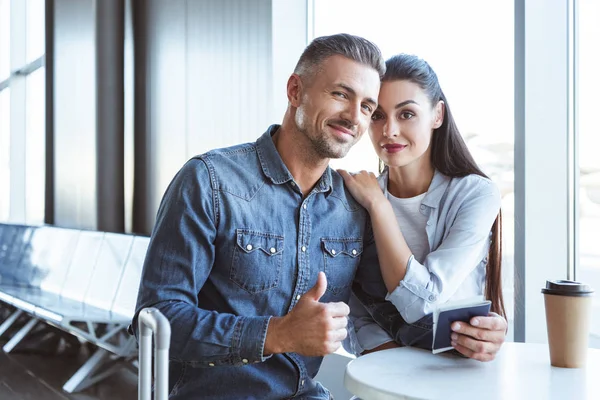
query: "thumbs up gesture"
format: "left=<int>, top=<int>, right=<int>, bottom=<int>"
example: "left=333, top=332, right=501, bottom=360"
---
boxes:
left=264, top=272, right=350, bottom=357
left=305, top=270, right=328, bottom=301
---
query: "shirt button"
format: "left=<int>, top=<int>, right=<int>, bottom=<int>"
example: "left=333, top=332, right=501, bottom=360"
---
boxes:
left=296, top=294, right=301, bottom=301
left=208, top=362, right=215, bottom=367
left=270, top=247, right=276, bottom=254
left=352, top=249, right=357, bottom=255
left=331, top=249, right=336, bottom=255
left=429, top=295, right=437, bottom=302
left=242, top=359, right=248, bottom=364
left=301, top=379, right=305, bottom=386
left=303, top=204, right=307, bottom=209
left=301, top=246, right=306, bottom=252
left=246, top=244, right=253, bottom=251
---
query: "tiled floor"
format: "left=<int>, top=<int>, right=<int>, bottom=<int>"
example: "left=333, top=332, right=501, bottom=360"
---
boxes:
left=0, top=308, right=137, bottom=400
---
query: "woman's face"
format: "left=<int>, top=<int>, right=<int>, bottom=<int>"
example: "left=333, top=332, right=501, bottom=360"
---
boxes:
left=370, top=80, right=444, bottom=169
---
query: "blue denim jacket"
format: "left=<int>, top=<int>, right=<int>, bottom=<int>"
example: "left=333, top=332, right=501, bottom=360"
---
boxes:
left=133, top=125, right=388, bottom=399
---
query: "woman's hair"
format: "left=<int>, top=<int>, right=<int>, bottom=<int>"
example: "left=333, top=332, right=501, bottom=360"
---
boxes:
left=381, top=54, right=505, bottom=318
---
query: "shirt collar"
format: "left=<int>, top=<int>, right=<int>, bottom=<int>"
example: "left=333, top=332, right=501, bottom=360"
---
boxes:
left=256, top=125, right=294, bottom=185
left=256, top=125, right=333, bottom=193
left=421, top=169, right=451, bottom=208
left=379, top=167, right=450, bottom=209
left=318, top=167, right=334, bottom=195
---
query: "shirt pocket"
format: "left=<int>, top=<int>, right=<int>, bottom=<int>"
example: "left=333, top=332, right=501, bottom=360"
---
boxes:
left=230, top=229, right=284, bottom=294
left=321, top=238, right=363, bottom=295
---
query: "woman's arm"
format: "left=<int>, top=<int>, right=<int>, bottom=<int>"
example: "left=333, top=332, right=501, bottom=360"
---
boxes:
left=366, top=197, right=413, bottom=292
left=338, top=170, right=412, bottom=293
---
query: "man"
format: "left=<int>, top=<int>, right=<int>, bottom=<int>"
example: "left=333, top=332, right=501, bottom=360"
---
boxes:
left=133, top=34, right=506, bottom=399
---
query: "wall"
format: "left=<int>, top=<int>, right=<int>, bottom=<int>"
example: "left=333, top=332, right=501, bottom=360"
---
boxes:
left=134, top=0, right=275, bottom=233
left=50, top=0, right=305, bottom=233
left=53, top=0, right=96, bottom=229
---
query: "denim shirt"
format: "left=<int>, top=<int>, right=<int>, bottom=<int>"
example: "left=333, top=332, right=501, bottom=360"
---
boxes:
left=133, top=125, right=384, bottom=399
left=351, top=167, right=501, bottom=350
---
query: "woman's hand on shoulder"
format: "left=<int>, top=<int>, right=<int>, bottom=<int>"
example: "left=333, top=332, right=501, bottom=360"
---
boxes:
left=337, top=169, right=386, bottom=212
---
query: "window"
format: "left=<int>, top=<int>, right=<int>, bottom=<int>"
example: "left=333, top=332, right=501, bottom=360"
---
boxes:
left=0, top=89, right=9, bottom=220
left=0, top=0, right=46, bottom=224
left=312, top=0, right=515, bottom=334
left=26, top=0, right=45, bottom=63
left=25, top=67, right=46, bottom=224
left=0, top=0, right=10, bottom=221
left=577, top=0, right=600, bottom=347
left=0, top=0, right=9, bottom=81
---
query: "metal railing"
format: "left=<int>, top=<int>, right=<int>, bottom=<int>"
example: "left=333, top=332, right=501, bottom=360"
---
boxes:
left=138, top=308, right=171, bottom=400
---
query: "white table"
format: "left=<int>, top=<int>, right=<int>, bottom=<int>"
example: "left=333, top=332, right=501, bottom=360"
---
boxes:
left=344, top=342, right=600, bottom=400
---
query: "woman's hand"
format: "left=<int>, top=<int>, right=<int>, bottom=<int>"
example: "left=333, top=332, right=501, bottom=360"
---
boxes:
left=450, top=312, right=507, bottom=362
left=337, top=169, right=387, bottom=212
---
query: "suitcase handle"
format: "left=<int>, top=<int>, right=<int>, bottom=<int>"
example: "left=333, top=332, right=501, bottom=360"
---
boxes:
left=138, top=307, right=171, bottom=400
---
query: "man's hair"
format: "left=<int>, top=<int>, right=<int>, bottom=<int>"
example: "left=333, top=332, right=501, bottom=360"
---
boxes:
left=293, top=33, right=385, bottom=80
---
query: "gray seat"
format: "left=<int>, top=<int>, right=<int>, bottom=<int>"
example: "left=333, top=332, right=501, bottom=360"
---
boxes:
left=0, top=226, right=80, bottom=309
left=83, top=232, right=134, bottom=318
left=0, top=224, right=34, bottom=287
left=0, top=224, right=151, bottom=393
left=111, top=236, right=150, bottom=318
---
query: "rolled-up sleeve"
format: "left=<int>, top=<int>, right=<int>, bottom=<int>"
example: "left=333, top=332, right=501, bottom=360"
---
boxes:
left=386, top=180, right=501, bottom=323
left=347, top=293, right=393, bottom=354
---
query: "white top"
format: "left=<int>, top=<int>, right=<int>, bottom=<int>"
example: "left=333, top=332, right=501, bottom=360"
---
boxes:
left=386, top=191, right=429, bottom=263
left=344, top=342, right=600, bottom=400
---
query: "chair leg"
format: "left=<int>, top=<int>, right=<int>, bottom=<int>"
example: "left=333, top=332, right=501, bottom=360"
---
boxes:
left=3, top=318, right=37, bottom=353
left=62, top=347, right=127, bottom=393
left=0, top=309, right=24, bottom=338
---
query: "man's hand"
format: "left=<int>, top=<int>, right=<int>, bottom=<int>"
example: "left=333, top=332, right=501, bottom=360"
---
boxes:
left=264, top=272, right=349, bottom=357
left=450, top=312, right=507, bottom=361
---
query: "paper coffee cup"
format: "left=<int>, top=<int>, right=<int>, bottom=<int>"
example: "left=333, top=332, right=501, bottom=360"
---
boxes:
left=542, top=280, right=594, bottom=368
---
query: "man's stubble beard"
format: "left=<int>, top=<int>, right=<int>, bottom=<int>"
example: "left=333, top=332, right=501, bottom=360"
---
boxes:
left=294, top=105, right=356, bottom=160
left=298, top=125, right=355, bottom=160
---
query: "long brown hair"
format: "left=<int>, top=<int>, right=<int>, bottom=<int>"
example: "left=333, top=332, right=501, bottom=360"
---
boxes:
left=381, top=54, right=505, bottom=318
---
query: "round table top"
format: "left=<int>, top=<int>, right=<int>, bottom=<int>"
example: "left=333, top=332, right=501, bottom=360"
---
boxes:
left=344, top=342, right=600, bottom=400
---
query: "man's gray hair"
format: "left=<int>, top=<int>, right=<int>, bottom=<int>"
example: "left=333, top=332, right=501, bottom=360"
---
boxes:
left=294, top=33, right=385, bottom=80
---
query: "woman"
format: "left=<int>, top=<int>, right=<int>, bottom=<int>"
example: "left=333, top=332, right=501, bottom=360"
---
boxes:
left=339, top=54, right=505, bottom=356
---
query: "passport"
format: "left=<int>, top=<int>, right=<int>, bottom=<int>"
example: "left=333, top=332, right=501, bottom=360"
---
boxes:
left=432, top=297, right=492, bottom=354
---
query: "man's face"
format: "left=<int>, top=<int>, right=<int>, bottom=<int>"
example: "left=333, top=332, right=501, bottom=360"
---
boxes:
left=293, top=55, right=381, bottom=159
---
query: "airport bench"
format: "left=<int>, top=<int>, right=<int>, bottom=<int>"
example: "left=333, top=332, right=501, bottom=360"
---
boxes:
left=0, top=223, right=149, bottom=393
